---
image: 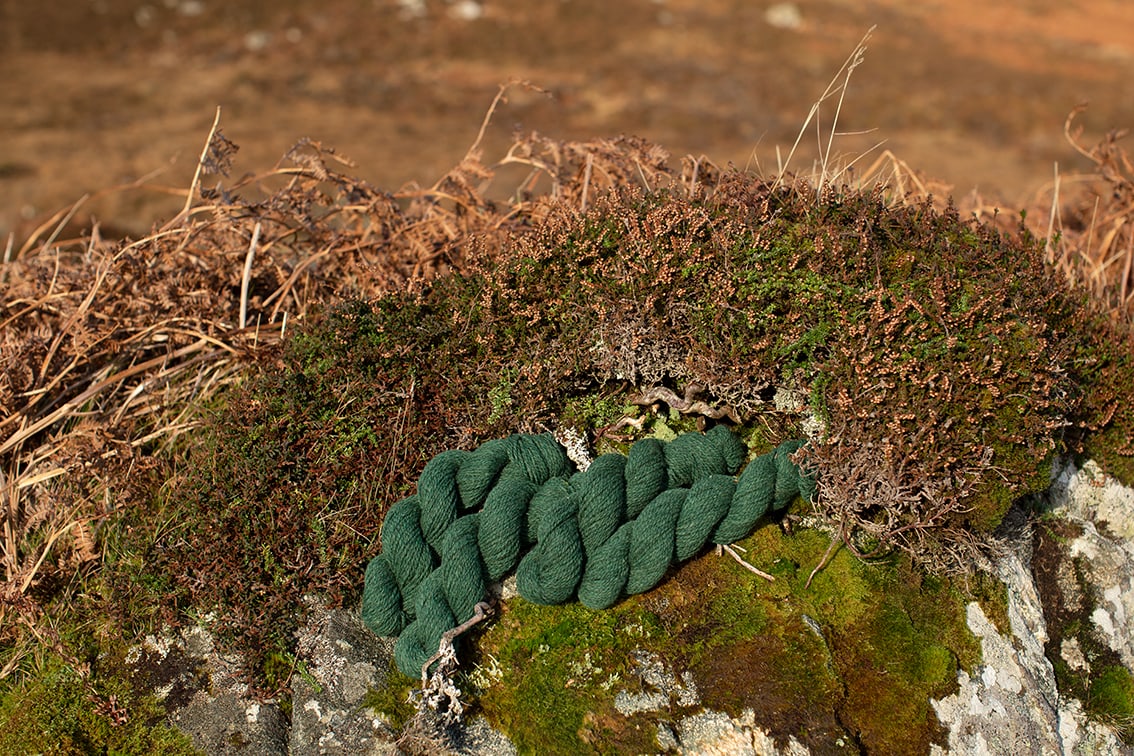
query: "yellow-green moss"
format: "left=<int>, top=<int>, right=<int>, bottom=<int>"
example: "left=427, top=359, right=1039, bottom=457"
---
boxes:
left=362, top=669, right=417, bottom=731
left=469, top=600, right=665, bottom=754
left=0, top=656, right=198, bottom=755
left=1088, top=666, right=1134, bottom=729
left=471, top=519, right=981, bottom=753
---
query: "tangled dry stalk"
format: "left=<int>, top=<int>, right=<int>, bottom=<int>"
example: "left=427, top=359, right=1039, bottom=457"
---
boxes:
left=1046, top=107, right=1134, bottom=322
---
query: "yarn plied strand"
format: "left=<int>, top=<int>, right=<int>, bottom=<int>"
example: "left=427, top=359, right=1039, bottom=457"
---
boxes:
left=361, top=426, right=816, bottom=676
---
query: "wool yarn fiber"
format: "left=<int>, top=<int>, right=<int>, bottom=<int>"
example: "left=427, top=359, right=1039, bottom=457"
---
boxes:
left=361, top=426, right=815, bottom=676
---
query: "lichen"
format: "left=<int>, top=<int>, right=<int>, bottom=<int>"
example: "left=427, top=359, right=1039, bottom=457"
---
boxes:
left=1033, top=518, right=1134, bottom=742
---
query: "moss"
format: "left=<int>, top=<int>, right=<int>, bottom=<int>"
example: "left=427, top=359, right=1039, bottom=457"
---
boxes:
left=472, top=600, right=665, bottom=754
left=1084, top=424, right=1134, bottom=487
left=1088, top=666, right=1134, bottom=731
left=460, top=181, right=1134, bottom=562
left=472, top=516, right=980, bottom=753
left=94, top=175, right=1132, bottom=690
left=737, top=525, right=976, bottom=752
left=362, top=669, right=417, bottom=731
left=0, top=656, right=198, bottom=755
left=967, top=569, right=1012, bottom=636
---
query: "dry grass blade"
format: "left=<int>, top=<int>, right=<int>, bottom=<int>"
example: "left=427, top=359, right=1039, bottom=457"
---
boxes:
left=240, top=221, right=261, bottom=330
left=1040, top=106, right=1134, bottom=324
left=773, top=25, right=875, bottom=192
left=164, top=106, right=222, bottom=231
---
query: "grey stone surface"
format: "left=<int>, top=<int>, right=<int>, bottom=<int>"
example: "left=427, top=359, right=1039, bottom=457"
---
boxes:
left=448, top=715, right=518, bottom=756
left=1049, top=458, right=1134, bottom=540
left=149, top=623, right=290, bottom=756
left=671, top=709, right=812, bottom=755
left=290, top=604, right=399, bottom=755
left=930, top=457, right=1134, bottom=756
left=1045, top=458, right=1134, bottom=671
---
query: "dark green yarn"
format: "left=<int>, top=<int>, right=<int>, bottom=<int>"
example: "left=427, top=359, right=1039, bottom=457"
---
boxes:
left=361, top=426, right=816, bottom=677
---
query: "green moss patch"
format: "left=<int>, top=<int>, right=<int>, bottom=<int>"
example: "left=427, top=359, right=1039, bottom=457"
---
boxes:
left=363, top=668, right=418, bottom=732
left=0, top=655, right=197, bottom=756
left=469, top=600, right=665, bottom=754
left=1089, top=666, right=1134, bottom=727
left=471, top=519, right=982, bottom=753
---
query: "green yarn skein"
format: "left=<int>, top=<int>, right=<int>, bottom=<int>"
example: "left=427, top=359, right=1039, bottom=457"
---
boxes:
left=361, top=426, right=816, bottom=677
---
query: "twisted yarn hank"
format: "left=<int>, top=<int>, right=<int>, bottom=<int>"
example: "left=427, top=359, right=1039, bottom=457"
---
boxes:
left=361, top=426, right=816, bottom=677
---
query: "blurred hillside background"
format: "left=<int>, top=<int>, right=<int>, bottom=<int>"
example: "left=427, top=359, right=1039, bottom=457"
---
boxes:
left=2, top=0, right=1133, bottom=242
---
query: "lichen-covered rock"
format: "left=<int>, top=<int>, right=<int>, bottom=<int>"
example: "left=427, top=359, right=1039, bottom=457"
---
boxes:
left=666, top=709, right=813, bottom=755
left=1033, top=458, right=1134, bottom=747
left=1044, top=458, right=1134, bottom=672
left=930, top=557, right=1127, bottom=755
left=931, top=458, right=1134, bottom=754
left=290, top=603, right=400, bottom=755
left=1049, top=459, right=1134, bottom=541
left=128, top=623, right=290, bottom=755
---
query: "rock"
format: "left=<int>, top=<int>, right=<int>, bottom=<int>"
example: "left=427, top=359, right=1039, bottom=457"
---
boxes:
left=672, top=709, right=811, bottom=755
left=127, top=622, right=290, bottom=756
left=1067, top=520, right=1134, bottom=670
left=928, top=575, right=1113, bottom=755
left=290, top=604, right=400, bottom=755
left=445, top=715, right=517, bottom=755
left=447, top=0, right=484, bottom=21
left=613, top=649, right=700, bottom=717
left=1043, top=458, right=1134, bottom=671
left=930, top=457, right=1134, bottom=755
left=1048, top=458, right=1134, bottom=541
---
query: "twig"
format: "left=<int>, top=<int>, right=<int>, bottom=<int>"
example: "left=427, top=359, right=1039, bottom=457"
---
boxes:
left=1121, top=228, right=1133, bottom=306
left=420, top=601, right=493, bottom=683
left=240, top=222, right=261, bottom=330
left=0, top=340, right=222, bottom=456
left=40, top=194, right=90, bottom=254
left=817, top=42, right=868, bottom=195
left=19, top=519, right=80, bottom=593
left=2, top=232, right=14, bottom=285
left=632, top=384, right=741, bottom=424
left=719, top=543, right=775, bottom=582
left=16, top=195, right=89, bottom=258
left=804, top=536, right=842, bottom=589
